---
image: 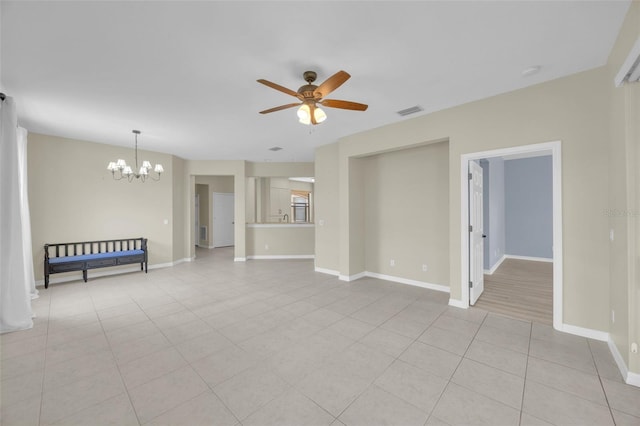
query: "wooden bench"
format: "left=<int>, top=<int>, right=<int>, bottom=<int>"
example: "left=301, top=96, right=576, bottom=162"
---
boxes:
left=44, top=238, right=147, bottom=288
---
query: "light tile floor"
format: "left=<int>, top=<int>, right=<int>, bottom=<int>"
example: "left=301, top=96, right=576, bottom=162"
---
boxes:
left=1, top=247, right=639, bottom=426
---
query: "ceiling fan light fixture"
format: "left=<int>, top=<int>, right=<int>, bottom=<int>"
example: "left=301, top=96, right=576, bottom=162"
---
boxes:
left=297, top=103, right=326, bottom=125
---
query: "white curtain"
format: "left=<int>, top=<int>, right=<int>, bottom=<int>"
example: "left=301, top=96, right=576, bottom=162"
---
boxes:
left=0, top=96, right=34, bottom=334
left=18, top=127, right=39, bottom=302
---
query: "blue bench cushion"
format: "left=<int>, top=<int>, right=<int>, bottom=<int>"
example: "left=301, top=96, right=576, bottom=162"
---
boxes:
left=48, top=250, right=144, bottom=264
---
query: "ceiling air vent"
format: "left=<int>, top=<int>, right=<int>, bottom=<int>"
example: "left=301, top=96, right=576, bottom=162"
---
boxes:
left=396, top=105, right=424, bottom=117
left=268, top=146, right=283, bottom=151
left=615, top=36, right=640, bottom=87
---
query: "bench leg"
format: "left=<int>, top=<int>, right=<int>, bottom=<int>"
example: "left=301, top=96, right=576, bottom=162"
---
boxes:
left=83, top=269, right=88, bottom=282
left=45, top=274, right=49, bottom=289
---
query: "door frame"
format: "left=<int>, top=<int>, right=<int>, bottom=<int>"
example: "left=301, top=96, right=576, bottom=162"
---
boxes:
left=458, top=140, right=563, bottom=331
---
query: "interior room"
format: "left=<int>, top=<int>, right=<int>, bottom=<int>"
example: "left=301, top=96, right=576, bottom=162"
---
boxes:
left=1, top=1, right=639, bottom=425
left=476, top=153, right=554, bottom=324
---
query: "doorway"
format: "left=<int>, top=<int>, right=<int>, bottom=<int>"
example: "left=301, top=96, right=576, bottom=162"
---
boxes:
left=460, top=141, right=563, bottom=330
left=213, top=192, right=235, bottom=248
left=195, top=193, right=201, bottom=248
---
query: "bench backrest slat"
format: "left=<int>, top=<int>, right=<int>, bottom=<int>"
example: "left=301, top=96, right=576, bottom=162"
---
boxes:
left=44, top=238, right=147, bottom=259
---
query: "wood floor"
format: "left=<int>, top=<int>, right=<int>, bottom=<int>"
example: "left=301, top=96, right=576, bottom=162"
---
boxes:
left=473, top=258, right=553, bottom=325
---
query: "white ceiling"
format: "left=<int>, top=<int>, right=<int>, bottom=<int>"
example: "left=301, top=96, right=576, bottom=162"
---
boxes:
left=1, top=1, right=630, bottom=162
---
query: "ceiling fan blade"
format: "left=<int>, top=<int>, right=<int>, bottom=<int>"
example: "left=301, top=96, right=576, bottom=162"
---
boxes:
left=257, top=79, right=301, bottom=99
left=320, top=99, right=368, bottom=111
left=259, top=103, right=301, bottom=114
left=314, top=70, right=350, bottom=98
left=310, top=103, right=317, bottom=125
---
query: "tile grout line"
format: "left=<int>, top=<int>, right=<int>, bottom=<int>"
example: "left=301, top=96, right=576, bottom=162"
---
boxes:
left=36, top=290, right=53, bottom=426
left=587, top=338, right=617, bottom=425
left=99, top=291, right=148, bottom=426
left=414, top=306, right=489, bottom=424
left=518, top=320, right=533, bottom=426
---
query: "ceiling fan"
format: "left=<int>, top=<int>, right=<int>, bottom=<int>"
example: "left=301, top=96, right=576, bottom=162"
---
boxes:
left=257, top=70, right=368, bottom=125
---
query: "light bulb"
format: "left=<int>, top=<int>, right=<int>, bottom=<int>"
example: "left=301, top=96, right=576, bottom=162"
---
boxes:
left=297, top=104, right=311, bottom=125
left=314, top=107, right=327, bottom=123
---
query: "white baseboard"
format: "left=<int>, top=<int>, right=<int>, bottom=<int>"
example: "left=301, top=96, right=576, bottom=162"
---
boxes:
left=504, top=254, right=553, bottom=263
left=627, top=371, right=640, bottom=387
left=247, top=255, right=314, bottom=260
left=484, top=255, right=506, bottom=275
left=234, top=257, right=247, bottom=262
left=314, top=267, right=340, bottom=276
left=335, top=270, right=449, bottom=293
left=559, top=323, right=608, bottom=341
left=607, top=337, right=640, bottom=388
left=196, top=244, right=214, bottom=249
left=365, top=272, right=449, bottom=293
left=482, top=254, right=551, bottom=275
left=339, top=272, right=366, bottom=282
left=448, top=298, right=467, bottom=309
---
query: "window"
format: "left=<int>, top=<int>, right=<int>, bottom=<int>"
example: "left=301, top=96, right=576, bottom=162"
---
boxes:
left=291, top=191, right=310, bottom=222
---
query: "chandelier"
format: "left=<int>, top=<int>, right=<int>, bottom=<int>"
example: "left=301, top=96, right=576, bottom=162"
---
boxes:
left=107, top=130, right=163, bottom=182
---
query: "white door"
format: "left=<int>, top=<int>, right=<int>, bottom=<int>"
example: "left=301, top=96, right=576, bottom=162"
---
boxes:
left=213, top=193, right=235, bottom=247
left=469, top=161, right=484, bottom=305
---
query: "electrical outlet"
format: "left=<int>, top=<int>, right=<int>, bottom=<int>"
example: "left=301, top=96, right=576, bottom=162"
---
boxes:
left=422, top=264, right=428, bottom=272
left=265, top=244, right=269, bottom=250
left=390, top=259, right=395, bottom=267
left=631, top=343, right=638, bottom=354
left=319, top=219, right=325, bottom=226
left=612, top=310, right=615, bottom=324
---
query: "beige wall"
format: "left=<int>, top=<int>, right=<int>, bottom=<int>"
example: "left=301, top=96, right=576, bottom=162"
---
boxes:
left=246, top=177, right=257, bottom=223
left=246, top=162, right=314, bottom=177
left=314, top=143, right=340, bottom=272
left=195, top=175, right=235, bottom=193
left=606, top=0, right=640, bottom=373
left=316, top=67, right=611, bottom=331
left=28, top=133, right=175, bottom=281
left=171, top=156, right=186, bottom=261
left=246, top=225, right=314, bottom=257
left=363, top=142, right=449, bottom=285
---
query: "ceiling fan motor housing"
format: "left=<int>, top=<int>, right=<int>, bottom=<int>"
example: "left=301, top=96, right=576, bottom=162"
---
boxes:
left=298, top=84, right=319, bottom=99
